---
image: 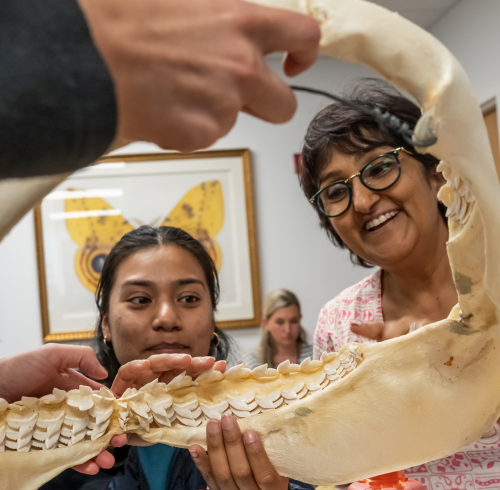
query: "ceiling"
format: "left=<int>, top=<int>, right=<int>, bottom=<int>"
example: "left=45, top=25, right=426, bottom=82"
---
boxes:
left=266, top=0, right=461, bottom=61
left=367, top=0, right=460, bottom=30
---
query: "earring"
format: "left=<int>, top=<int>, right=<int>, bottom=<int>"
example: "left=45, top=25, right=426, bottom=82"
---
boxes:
left=104, top=336, right=110, bottom=345
left=211, top=332, right=220, bottom=348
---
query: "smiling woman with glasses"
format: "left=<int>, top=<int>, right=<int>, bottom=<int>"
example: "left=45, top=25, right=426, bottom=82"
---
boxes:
left=299, top=79, right=494, bottom=484
left=301, top=79, right=453, bottom=339
left=310, top=147, right=409, bottom=218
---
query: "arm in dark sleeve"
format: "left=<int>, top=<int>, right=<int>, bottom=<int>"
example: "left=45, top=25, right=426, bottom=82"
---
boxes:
left=40, top=446, right=144, bottom=490
left=0, top=0, right=117, bottom=179
left=289, top=478, right=315, bottom=490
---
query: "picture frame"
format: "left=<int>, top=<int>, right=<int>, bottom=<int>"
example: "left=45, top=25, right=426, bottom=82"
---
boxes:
left=481, top=95, right=500, bottom=181
left=34, top=149, right=261, bottom=342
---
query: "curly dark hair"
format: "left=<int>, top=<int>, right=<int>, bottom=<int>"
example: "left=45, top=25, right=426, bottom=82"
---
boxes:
left=93, top=225, right=233, bottom=387
left=300, top=79, right=446, bottom=268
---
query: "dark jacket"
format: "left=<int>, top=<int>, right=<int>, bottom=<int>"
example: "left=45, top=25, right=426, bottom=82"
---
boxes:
left=40, top=445, right=315, bottom=490
left=0, top=0, right=116, bottom=179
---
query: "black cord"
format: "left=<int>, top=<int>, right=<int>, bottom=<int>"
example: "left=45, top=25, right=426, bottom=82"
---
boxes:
left=290, top=85, right=437, bottom=148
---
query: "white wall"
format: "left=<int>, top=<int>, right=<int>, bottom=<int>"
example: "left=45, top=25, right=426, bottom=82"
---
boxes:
left=0, top=211, right=44, bottom=356
left=430, top=0, right=500, bottom=105
left=0, top=56, right=374, bottom=358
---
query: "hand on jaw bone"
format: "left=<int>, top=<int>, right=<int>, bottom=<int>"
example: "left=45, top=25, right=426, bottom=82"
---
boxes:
left=350, top=318, right=423, bottom=342
left=73, top=355, right=227, bottom=474
left=72, top=434, right=127, bottom=475
left=0, top=344, right=126, bottom=475
left=189, top=414, right=289, bottom=490
left=105, top=354, right=227, bottom=451
left=110, top=354, right=226, bottom=398
left=0, top=344, right=108, bottom=404
left=73, top=354, right=227, bottom=473
left=0, top=348, right=225, bottom=475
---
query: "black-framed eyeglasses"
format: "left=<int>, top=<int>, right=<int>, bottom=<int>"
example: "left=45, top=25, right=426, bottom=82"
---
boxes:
left=310, top=148, right=411, bottom=218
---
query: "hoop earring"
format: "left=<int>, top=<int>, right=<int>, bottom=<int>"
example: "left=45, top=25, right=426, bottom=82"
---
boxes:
left=211, top=332, right=220, bottom=348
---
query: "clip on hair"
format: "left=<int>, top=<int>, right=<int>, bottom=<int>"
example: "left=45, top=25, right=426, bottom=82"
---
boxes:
left=290, top=85, right=438, bottom=149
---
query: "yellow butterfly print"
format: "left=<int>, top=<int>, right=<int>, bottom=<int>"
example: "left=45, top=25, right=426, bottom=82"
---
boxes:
left=161, top=180, right=224, bottom=271
left=64, top=189, right=134, bottom=293
left=64, top=181, right=225, bottom=293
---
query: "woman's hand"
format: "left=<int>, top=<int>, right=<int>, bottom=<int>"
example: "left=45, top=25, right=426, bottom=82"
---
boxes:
left=189, top=414, right=288, bottom=490
left=350, top=318, right=423, bottom=342
left=76, top=354, right=226, bottom=472
left=78, top=0, right=320, bottom=152
left=111, top=354, right=226, bottom=397
left=0, top=344, right=108, bottom=403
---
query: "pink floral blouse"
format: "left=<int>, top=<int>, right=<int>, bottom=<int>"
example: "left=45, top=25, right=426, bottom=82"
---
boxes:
left=313, top=270, right=381, bottom=358
left=314, top=270, right=500, bottom=490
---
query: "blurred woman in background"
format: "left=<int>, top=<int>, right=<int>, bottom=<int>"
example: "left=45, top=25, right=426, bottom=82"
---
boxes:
left=243, top=289, right=313, bottom=369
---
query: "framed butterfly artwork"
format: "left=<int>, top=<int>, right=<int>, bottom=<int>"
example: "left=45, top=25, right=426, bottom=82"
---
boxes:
left=34, top=149, right=261, bottom=342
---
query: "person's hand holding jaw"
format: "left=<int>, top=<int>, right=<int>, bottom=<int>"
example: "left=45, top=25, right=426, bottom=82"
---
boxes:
left=110, top=352, right=225, bottom=398
left=0, top=343, right=126, bottom=476
left=349, top=317, right=424, bottom=342
left=76, top=352, right=226, bottom=475
left=0, top=341, right=225, bottom=475
left=189, top=414, right=289, bottom=490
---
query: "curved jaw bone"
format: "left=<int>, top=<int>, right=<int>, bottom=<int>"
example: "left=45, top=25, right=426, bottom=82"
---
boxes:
left=2, top=0, right=500, bottom=488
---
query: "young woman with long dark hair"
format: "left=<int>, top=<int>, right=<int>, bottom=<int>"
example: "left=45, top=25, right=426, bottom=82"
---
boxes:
left=42, top=225, right=313, bottom=490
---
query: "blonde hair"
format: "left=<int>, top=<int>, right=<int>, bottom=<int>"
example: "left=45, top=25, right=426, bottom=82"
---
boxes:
left=259, top=289, right=307, bottom=368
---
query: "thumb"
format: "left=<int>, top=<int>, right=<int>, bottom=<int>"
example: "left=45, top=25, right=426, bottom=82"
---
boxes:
left=55, top=344, right=108, bottom=380
left=350, top=321, right=385, bottom=341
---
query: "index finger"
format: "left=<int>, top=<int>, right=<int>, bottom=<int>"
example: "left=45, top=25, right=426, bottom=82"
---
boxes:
left=144, top=354, right=197, bottom=387
left=244, top=2, right=320, bottom=76
left=350, top=321, right=385, bottom=341
left=147, top=353, right=192, bottom=373
left=59, top=369, right=106, bottom=393
left=185, top=357, right=217, bottom=377
left=110, top=359, right=151, bottom=396
left=47, top=344, right=108, bottom=380
left=243, top=430, right=288, bottom=489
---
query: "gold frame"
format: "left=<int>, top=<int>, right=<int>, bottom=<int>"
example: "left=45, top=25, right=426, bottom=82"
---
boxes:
left=34, top=149, right=261, bottom=342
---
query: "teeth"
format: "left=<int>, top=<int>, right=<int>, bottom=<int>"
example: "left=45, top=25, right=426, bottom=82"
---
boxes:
left=366, top=211, right=398, bottom=230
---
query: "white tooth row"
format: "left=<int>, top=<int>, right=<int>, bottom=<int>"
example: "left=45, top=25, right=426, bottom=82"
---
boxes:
left=0, top=346, right=363, bottom=453
left=366, top=211, right=398, bottom=230
left=0, top=387, right=115, bottom=453
left=437, top=161, right=475, bottom=225
left=124, top=350, right=362, bottom=430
